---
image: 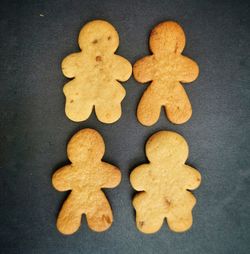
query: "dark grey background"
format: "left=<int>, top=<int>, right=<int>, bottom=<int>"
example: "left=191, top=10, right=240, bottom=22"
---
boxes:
left=1, top=0, right=250, bottom=253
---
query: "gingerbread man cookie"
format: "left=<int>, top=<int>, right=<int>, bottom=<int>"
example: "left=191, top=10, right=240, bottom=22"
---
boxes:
left=130, top=131, right=201, bottom=234
left=52, top=128, right=121, bottom=234
left=133, top=21, right=199, bottom=126
left=62, top=20, right=132, bottom=123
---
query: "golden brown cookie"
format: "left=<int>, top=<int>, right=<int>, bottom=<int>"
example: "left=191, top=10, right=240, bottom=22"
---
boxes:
left=62, top=20, right=132, bottom=123
left=130, top=131, right=201, bottom=234
left=52, top=128, right=121, bottom=234
left=133, top=21, right=199, bottom=126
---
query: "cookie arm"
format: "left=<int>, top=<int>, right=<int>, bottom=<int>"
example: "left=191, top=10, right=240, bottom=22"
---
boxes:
left=130, top=164, right=149, bottom=191
left=100, top=162, right=121, bottom=188
left=133, top=56, right=154, bottom=83
left=61, top=53, right=82, bottom=78
left=182, top=165, right=201, bottom=190
left=52, top=165, right=74, bottom=191
left=177, top=56, right=199, bottom=83
left=112, top=55, right=132, bottom=82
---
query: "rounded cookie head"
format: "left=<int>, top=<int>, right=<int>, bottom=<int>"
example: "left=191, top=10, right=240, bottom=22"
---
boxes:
left=67, top=128, right=105, bottom=163
left=78, top=20, right=119, bottom=53
left=149, top=21, right=186, bottom=55
left=146, top=131, right=188, bottom=164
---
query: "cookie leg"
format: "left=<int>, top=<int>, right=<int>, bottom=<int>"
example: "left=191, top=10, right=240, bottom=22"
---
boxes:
left=86, top=191, right=113, bottom=232
left=167, top=210, right=193, bottom=232
left=137, top=87, right=162, bottom=126
left=65, top=98, right=93, bottom=122
left=133, top=193, right=164, bottom=234
left=63, top=82, right=93, bottom=122
left=167, top=193, right=196, bottom=232
left=165, top=82, right=192, bottom=124
left=136, top=210, right=164, bottom=234
left=56, top=195, right=82, bottom=235
left=95, top=102, right=122, bottom=123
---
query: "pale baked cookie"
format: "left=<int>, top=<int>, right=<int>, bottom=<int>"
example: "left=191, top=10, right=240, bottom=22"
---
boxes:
left=52, top=128, right=121, bottom=234
left=130, top=131, right=201, bottom=234
left=133, top=21, right=199, bottom=126
left=62, top=20, right=132, bottom=123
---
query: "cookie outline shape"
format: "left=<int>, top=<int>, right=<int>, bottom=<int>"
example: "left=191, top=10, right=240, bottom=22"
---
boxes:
left=130, top=131, right=201, bottom=234
left=133, top=21, right=199, bottom=126
left=62, top=20, right=132, bottom=124
left=52, top=128, right=121, bottom=234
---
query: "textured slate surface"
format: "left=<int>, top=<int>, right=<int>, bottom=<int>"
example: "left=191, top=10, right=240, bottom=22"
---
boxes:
left=0, top=0, right=250, bottom=253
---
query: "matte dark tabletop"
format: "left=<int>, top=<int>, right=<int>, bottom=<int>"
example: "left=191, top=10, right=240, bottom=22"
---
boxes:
left=1, top=0, right=250, bottom=253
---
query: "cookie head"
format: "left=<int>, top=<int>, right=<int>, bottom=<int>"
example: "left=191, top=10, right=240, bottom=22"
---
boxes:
left=67, top=129, right=105, bottom=163
left=78, top=20, right=119, bottom=53
left=149, top=21, right=186, bottom=55
left=146, top=131, right=188, bottom=164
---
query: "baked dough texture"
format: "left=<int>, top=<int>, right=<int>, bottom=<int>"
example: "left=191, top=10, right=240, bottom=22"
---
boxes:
left=133, top=21, right=199, bottom=126
left=62, top=20, right=132, bottom=123
left=52, top=128, right=121, bottom=234
left=130, top=131, right=201, bottom=234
